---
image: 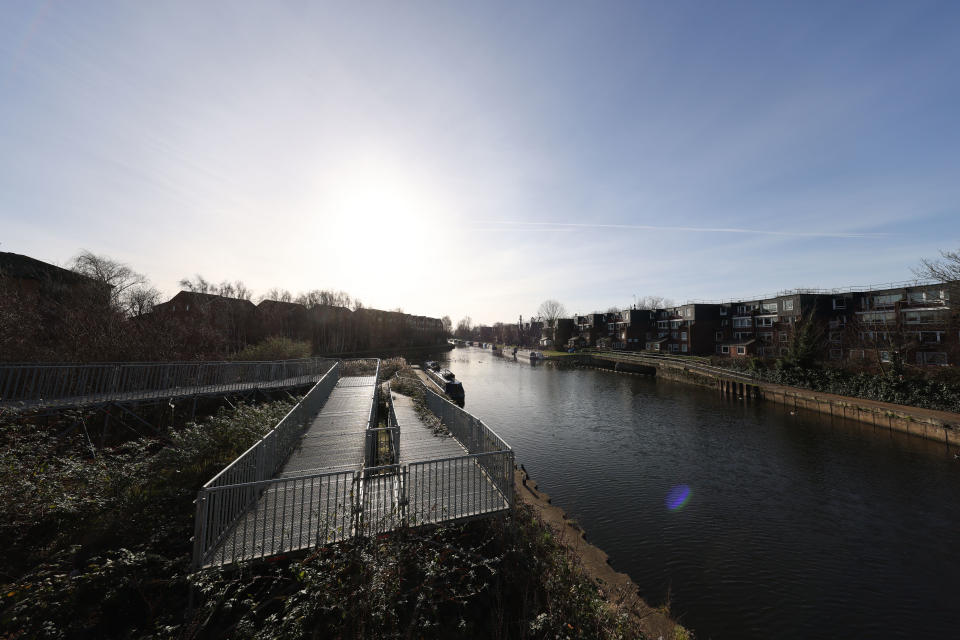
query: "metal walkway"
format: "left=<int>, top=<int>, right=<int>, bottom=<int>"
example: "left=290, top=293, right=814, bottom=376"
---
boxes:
left=0, top=358, right=336, bottom=410
left=192, top=365, right=514, bottom=569
left=390, top=392, right=510, bottom=527
left=195, top=368, right=378, bottom=567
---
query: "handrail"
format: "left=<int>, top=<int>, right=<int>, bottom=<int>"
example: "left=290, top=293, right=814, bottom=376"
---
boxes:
left=682, top=278, right=948, bottom=305
left=0, top=357, right=337, bottom=408
left=589, top=350, right=758, bottom=382
left=193, top=361, right=514, bottom=569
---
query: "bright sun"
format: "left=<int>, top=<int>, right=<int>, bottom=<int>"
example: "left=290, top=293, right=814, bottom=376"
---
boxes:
left=306, top=155, right=450, bottom=284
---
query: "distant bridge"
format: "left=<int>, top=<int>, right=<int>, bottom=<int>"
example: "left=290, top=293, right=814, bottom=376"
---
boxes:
left=0, top=358, right=337, bottom=411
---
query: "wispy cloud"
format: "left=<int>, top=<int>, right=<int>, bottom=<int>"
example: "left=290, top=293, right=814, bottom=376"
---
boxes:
left=473, top=220, right=888, bottom=239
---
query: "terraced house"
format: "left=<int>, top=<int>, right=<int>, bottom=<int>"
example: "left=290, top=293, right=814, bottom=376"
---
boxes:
left=570, top=279, right=959, bottom=366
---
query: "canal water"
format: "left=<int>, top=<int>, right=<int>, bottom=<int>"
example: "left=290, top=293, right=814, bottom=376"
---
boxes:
left=429, top=347, right=959, bottom=640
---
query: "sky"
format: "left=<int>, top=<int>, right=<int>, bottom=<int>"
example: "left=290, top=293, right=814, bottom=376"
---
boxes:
left=1, top=1, right=959, bottom=325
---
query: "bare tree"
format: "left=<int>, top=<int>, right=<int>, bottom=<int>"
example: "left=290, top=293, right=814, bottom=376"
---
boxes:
left=914, top=249, right=960, bottom=305
left=634, top=295, right=674, bottom=310
left=179, top=274, right=213, bottom=294
left=537, top=299, right=567, bottom=329
left=915, top=248, right=960, bottom=282
left=441, top=315, right=452, bottom=335
left=70, top=250, right=147, bottom=307
left=125, top=284, right=161, bottom=317
left=455, top=316, right=472, bottom=338
left=260, top=288, right=294, bottom=303
left=178, top=275, right=253, bottom=300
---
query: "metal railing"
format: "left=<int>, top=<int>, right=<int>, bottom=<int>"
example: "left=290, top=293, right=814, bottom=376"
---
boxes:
left=683, top=278, right=947, bottom=305
left=407, top=451, right=513, bottom=526
left=192, top=363, right=341, bottom=567
left=194, top=468, right=357, bottom=567
left=589, top=350, right=759, bottom=382
left=0, top=357, right=337, bottom=408
left=193, top=363, right=514, bottom=569
left=194, top=448, right=515, bottom=567
left=365, top=386, right=401, bottom=466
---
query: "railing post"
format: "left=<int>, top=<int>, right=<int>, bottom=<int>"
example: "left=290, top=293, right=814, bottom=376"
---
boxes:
left=192, top=490, right=208, bottom=569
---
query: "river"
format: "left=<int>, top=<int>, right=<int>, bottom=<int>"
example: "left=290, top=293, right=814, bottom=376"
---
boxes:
left=427, top=346, right=959, bottom=639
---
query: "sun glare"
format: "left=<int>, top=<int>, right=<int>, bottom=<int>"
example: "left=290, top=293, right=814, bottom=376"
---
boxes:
left=304, top=155, right=452, bottom=298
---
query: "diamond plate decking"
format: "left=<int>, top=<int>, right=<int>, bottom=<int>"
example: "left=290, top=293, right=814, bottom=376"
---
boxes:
left=391, top=392, right=510, bottom=526
left=196, top=370, right=513, bottom=568
left=203, top=374, right=376, bottom=565
left=280, top=375, right=377, bottom=475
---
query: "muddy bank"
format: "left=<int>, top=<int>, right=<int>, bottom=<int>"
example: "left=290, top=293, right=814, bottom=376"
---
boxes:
left=516, top=467, right=690, bottom=639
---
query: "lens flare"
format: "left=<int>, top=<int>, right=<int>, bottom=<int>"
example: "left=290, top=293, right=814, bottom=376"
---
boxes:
left=665, top=484, right=692, bottom=511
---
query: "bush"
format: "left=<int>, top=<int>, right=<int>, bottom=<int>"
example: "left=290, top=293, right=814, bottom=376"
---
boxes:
left=233, top=336, right=312, bottom=361
left=0, top=399, right=295, bottom=638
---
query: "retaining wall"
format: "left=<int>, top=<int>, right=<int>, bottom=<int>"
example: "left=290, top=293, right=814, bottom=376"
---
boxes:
left=579, top=353, right=960, bottom=447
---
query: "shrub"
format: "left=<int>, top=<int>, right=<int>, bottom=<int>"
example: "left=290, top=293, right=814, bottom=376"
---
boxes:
left=233, top=336, right=312, bottom=361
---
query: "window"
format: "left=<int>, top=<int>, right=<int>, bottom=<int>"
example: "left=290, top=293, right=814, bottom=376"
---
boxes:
left=873, top=293, right=902, bottom=308
left=780, top=347, right=788, bottom=356
left=681, top=331, right=687, bottom=340
left=783, top=299, right=794, bottom=311
left=756, top=346, right=764, bottom=356
left=918, top=331, right=943, bottom=343
left=917, top=352, right=948, bottom=366
left=736, top=347, right=746, bottom=355
left=681, top=344, right=688, bottom=352
left=903, top=310, right=947, bottom=324
left=758, top=316, right=775, bottom=327
left=779, top=332, right=789, bottom=342
left=716, top=332, right=723, bottom=340
left=671, top=343, right=679, bottom=352
left=762, top=302, right=778, bottom=312
left=760, top=332, right=773, bottom=342
left=720, top=307, right=728, bottom=316
left=879, top=351, right=892, bottom=363
left=829, top=349, right=842, bottom=359
left=858, top=311, right=895, bottom=325
left=733, top=317, right=752, bottom=328
left=829, top=332, right=841, bottom=342
left=833, top=298, right=846, bottom=310
left=721, top=346, right=730, bottom=354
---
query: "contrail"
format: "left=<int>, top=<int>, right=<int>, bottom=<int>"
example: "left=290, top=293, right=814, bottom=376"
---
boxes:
left=474, top=220, right=887, bottom=239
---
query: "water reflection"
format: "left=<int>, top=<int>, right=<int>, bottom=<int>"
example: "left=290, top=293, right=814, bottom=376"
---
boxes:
left=422, top=347, right=960, bottom=640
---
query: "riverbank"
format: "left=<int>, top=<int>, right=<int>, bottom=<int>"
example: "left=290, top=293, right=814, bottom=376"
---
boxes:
left=580, top=352, right=960, bottom=446
left=516, top=466, right=689, bottom=640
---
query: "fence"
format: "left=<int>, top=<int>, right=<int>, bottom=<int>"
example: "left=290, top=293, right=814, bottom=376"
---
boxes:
left=192, top=363, right=341, bottom=567
left=0, top=357, right=337, bottom=408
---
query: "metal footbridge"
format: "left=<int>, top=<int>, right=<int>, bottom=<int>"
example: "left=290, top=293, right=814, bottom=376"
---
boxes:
left=0, top=358, right=337, bottom=410
left=192, top=362, right=514, bottom=568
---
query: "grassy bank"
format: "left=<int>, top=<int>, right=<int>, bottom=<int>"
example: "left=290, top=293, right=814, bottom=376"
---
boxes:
left=2, top=390, right=669, bottom=639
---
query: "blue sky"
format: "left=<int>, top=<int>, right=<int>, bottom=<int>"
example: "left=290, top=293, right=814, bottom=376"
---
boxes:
left=2, top=1, right=958, bottom=324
